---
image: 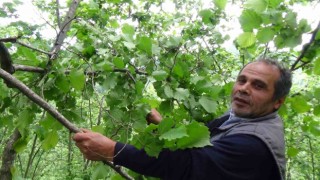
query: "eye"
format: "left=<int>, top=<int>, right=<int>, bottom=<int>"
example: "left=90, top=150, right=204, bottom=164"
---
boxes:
left=253, top=82, right=266, bottom=90
left=236, top=77, right=246, bottom=84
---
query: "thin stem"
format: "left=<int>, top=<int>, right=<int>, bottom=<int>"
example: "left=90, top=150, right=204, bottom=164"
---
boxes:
left=24, top=135, right=38, bottom=178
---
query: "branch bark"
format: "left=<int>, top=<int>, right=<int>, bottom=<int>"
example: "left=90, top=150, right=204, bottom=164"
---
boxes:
left=13, top=64, right=46, bottom=73
left=56, top=0, right=62, bottom=28
left=0, top=129, right=21, bottom=180
left=49, top=0, right=81, bottom=61
left=103, top=161, right=134, bottom=180
left=290, top=21, right=320, bottom=71
left=0, top=37, right=52, bottom=56
left=0, top=68, right=80, bottom=133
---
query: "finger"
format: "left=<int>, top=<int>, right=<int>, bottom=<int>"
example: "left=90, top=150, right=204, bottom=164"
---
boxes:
left=81, top=128, right=91, bottom=133
left=73, top=132, right=90, bottom=142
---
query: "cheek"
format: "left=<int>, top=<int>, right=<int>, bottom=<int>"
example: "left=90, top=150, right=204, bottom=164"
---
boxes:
left=231, top=86, right=237, bottom=95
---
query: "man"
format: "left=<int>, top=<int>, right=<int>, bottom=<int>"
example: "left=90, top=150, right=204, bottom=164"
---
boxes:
left=73, top=58, right=292, bottom=180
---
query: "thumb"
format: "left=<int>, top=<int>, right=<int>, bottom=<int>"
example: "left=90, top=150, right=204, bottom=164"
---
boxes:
left=72, top=129, right=90, bottom=141
left=81, top=128, right=91, bottom=133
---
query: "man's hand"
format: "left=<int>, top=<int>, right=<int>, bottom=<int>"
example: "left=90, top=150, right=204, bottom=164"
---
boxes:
left=146, top=108, right=163, bottom=125
left=73, top=129, right=116, bottom=162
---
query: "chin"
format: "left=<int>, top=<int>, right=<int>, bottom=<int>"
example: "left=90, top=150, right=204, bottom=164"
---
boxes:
left=233, top=110, right=252, bottom=118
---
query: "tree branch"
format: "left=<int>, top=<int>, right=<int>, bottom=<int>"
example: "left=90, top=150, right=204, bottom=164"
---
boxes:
left=56, top=0, right=62, bottom=28
left=1, top=37, right=52, bottom=56
left=103, top=161, right=133, bottom=180
left=0, top=68, right=134, bottom=179
left=49, top=0, right=80, bottom=61
left=0, top=42, right=15, bottom=74
left=0, top=68, right=80, bottom=133
left=13, top=64, right=46, bottom=73
left=290, top=20, right=320, bottom=71
left=16, top=41, right=52, bottom=55
left=0, top=129, right=21, bottom=180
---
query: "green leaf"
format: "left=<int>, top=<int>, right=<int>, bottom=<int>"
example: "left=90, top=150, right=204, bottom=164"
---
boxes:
left=135, top=80, right=144, bottom=95
left=95, top=61, right=113, bottom=72
left=92, top=163, right=109, bottom=180
left=40, top=113, right=63, bottom=131
left=177, top=121, right=212, bottom=149
left=244, top=0, right=267, bottom=12
left=257, top=27, right=275, bottom=43
left=284, top=36, right=302, bottom=48
left=314, top=105, right=320, bottom=116
left=214, top=0, right=227, bottom=9
left=309, top=121, right=320, bottom=136
left=123, top=41, right=136, bottom=49
left=55, top=75, right=70, bottom=93
left=268, top=0, right=283, bottom=8
left=236, top=32, right=256, bottom=48
left=16, top=109, right=34, bottom=130
left=69, top=69, right=85, bottom=91
left=152, top=70, right=167, bottom=81
left=314, top=88, right=320, bottom=100
left=199, top=9, right=214, bottom=25
left=122, top=23, right=135, bottom=35
left=137, top=36, right=152, bottom=56
left=164, top=85, right=174, bottom=98
left=159, top=125, right=188, bottom=141
left=42, top=130, right=59, bottom=150
left=165, top=36, right=182, bottom=48
left=199, top=96, right=217, bottom=113
left=0, top=82, right=9, bottom=98
left=287, top=147, right=299, bottom=157
left=239, top=10, right=262, bottom=31
left=144, top=139, right=163, bottom=157
left=21, top=46, right=37, bottom=63
left=174, top=88, right=190, bottom=101
left=82, top=45, right=96, bottom=58
left=313, top=57, right=320, bottom=75
left=290, top=96, right=311, bottom=113
left=14, top=136, right=29, bottom=153
left=158, top=118, right=175, bottom=134
left=92, top=125, right=105, bottom=134
left=113, top=57, right=125, bottom=68
left=102, top=73, right=118, bottom=91
left=173, top=62, right=184, bottom=78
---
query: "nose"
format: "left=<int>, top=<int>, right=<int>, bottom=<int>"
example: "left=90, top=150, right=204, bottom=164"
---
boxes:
left=238, top=82, right=250, bottom=95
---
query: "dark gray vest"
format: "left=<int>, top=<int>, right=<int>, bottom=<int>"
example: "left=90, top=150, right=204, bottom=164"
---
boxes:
left=210, top=112, right=286, bottom=180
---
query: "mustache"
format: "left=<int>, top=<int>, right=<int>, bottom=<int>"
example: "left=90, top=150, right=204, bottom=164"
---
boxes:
left=232, top=93, right=251, bottom=104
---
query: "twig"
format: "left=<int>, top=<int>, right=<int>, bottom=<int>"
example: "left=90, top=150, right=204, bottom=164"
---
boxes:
left=13, top=64, right=45, bottom=73
left=49, top=0, right=80, bottom=61
left=0, top=37, right=52, bottom=56
left=290, top=21, right=320, bottom=71
left=114, top=68, right=148, bottom=75
left=0, top=36, right=21, bottom=42
left=16, top=41, right=52, bottom=55
left=103, top=161, right=133, bottom=180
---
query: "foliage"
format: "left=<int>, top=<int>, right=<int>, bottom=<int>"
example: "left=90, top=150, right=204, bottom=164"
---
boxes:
left=0, top=0, right=320, bottom=179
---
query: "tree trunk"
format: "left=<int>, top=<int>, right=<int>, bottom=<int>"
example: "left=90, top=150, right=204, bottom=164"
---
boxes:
left=0, top=129, right=21, bottom=180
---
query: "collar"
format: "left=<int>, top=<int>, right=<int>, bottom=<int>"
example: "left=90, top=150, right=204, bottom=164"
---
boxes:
left=220, top=110, right=279, bottom=128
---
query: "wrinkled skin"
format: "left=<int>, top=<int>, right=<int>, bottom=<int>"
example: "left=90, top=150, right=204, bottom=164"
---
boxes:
left=73, top=129, right=116, bottom=161
left=231, top=62, right=284, bottom=118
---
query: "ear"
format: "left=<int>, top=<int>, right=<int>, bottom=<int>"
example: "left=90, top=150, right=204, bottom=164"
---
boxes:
left=274, top=97, right=285, bottom=110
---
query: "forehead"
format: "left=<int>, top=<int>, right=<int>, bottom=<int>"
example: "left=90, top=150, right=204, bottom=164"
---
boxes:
left=239, top=62, right=280, bottom=84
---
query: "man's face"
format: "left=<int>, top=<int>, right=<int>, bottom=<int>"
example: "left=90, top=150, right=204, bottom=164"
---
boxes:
left=231, top=62, right=284, bottom=118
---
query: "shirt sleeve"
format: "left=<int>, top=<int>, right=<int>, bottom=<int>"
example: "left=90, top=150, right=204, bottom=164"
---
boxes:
left=113, top=134, right=277, bottom=180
